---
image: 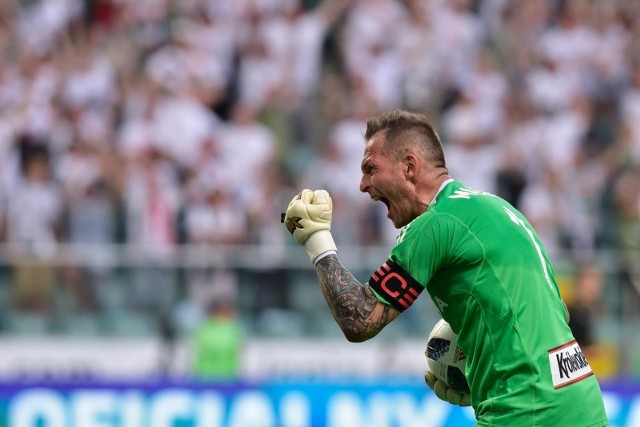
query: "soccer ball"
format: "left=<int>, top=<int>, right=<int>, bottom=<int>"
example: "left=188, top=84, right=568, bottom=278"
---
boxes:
left=425, top=318, right=470, bottom=394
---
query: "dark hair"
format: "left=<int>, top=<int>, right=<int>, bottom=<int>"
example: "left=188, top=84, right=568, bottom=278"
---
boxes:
left=365, top=109, right=446, bottom=168
left=19, top=142, right=50, bottom=175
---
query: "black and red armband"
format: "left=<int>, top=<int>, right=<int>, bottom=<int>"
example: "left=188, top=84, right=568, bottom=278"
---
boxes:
left=368, top=259, right=424, bottom=312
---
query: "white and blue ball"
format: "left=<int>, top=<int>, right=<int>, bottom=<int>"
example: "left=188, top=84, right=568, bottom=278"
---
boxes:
left=425, top=318, right=470, bottom=394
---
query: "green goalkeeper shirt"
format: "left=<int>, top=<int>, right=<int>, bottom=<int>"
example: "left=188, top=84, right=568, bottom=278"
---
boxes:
left=370, top=179, right=608, bottom=426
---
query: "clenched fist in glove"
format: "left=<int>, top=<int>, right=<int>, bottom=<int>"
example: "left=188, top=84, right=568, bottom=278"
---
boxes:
left=283, top=189, right=337, bottom=265
left=425, top=370, right=471, bottom=406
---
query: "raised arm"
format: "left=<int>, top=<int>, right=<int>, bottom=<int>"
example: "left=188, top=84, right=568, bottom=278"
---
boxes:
left=282, top=189, right=399, bottom=342
left=315, top=254, right=399, bottom=342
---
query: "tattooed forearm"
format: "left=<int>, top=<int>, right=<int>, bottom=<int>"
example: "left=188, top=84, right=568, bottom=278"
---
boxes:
left=315, top=254, right=399, bottom=342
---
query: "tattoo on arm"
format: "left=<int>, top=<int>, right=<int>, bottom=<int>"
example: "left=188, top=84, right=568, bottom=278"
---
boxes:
left=315, top=254, right=399, bottom=341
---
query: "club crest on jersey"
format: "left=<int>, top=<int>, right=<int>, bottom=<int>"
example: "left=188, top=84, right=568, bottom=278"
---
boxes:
left=548, top=340, right=593, bottom=389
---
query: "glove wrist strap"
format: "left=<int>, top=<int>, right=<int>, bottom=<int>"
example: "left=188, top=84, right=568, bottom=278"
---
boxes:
left=304, top=230, right=337, bottom=265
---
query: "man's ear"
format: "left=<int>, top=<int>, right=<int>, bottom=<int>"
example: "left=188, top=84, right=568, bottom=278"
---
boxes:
left=404, top=153, right=418, bottom=179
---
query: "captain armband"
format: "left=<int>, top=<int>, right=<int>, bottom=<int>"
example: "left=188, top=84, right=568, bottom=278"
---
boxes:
left=368, top=259, right=424, bottom=312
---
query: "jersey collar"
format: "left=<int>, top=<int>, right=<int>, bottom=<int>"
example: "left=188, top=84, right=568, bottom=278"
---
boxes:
left=429, top=178, right=455, bottom=208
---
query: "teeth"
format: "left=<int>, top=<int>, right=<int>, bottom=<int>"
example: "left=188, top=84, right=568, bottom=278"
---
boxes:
left=372, top=196, right=381, bottom=201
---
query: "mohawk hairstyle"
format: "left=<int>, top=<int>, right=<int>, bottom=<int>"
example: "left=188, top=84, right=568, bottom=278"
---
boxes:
left=365, top=109, right=446, bottom=168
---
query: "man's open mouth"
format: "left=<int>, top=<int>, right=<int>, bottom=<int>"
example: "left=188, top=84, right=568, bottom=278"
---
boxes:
left=372, top=195, right=390, bottom=210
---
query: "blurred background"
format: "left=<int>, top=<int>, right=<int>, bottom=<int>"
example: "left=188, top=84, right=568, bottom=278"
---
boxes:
left=0, top=0, right=639, bottom=425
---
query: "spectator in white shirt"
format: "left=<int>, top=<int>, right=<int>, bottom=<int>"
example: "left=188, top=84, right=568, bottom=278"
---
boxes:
left=2, top=144, right=63, bottom=313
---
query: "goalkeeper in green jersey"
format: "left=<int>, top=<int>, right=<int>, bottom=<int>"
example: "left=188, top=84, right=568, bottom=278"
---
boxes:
left=282, top=109, right=609, bottom=426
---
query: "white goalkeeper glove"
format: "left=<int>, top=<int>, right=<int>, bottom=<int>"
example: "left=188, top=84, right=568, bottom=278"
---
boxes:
left=283, top=189, right=337, bottom=264
left=424, top=370, right=471, bottom=407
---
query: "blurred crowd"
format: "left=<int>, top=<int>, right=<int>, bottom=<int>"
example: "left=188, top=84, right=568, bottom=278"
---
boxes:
left=0, top=0, right=640, bottom=328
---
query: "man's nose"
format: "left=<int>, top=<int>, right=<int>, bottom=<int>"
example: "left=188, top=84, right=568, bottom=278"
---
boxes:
left=359, top=175, right=369, bottom=193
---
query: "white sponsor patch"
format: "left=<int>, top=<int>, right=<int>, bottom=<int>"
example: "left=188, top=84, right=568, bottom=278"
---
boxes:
left=548, top=340, right=593, bottom=389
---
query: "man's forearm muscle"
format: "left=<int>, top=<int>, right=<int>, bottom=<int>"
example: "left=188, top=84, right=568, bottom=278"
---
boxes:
left=315, top=254, right=399, bottom=342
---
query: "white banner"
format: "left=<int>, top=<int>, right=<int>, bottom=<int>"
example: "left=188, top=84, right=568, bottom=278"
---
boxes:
left=0, top=338, right=427, bottom=380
